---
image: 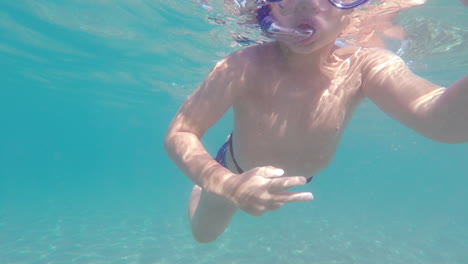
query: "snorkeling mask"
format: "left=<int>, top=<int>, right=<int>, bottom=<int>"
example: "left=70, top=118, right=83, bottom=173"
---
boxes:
left=257, top=0, right=369, bottom=40
left=265, top=0, right=369, bottom=11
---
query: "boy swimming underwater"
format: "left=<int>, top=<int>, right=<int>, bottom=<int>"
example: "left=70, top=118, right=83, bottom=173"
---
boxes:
left=165, top=0, right=468, bottom=243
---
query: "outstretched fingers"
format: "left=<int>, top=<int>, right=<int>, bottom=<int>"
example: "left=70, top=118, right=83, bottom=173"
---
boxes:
left=268, top=176, right=313, bottom=204
left=272, top=191, right=314, bottom=204
left=269, top=175, right=307, bottom=191
left=246, top=190, right=313, bottom=216
left=234, top=167, right=314, bottom=216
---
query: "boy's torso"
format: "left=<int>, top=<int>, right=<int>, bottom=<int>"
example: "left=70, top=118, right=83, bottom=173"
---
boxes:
left=229, top=43, right=368, bottom=177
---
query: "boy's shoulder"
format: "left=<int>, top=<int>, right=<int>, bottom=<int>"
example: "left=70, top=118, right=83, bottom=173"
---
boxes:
left=357, top=47, right=403, bottom=65
left=334, top=46, right=400, bottom=62
left=205, top=44, right=267, bottom=92
left=222, top=42, right=275, bottom=68
left=357, top=47, right=407, bottom=77
left=224, top=43, right=263, bottom=61
left=207, top=44, right=271, bottom=85
left=333, top=46, right=405, bottom=75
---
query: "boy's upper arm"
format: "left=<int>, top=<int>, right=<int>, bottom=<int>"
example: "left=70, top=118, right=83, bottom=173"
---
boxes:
left=167, top=53, right=245, bottom=137
left=361, top=48, right=445, bottom=135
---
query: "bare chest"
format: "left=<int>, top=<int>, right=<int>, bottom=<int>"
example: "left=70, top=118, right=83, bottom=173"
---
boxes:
left=239, top=74, right=361, bottom=139
left=232, top=71, right=363, bottom=174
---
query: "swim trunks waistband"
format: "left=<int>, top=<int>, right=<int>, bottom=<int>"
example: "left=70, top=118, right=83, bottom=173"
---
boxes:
left=215, top=133, right=312, bottom=183
left=215, top=133, right=244, bottom=174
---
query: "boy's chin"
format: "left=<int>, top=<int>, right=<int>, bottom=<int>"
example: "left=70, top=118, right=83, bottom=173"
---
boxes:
left=287, top=46, right=320, bottom=55
left=280, top=41, right=328, bottom=55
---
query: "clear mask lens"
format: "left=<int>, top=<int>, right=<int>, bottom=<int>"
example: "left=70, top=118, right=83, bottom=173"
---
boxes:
left=328, top=0, right=369, bottom=9
left=264, top=0, right=368, bottom=12
left=265, top=0, right=296, bottom=16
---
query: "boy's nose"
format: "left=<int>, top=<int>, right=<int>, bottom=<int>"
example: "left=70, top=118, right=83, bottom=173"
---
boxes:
left=294, top=0, right=328, bottom=14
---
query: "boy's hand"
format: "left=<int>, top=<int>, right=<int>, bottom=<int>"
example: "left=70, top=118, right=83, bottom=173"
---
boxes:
left=223, top=166, right=313, bottom=216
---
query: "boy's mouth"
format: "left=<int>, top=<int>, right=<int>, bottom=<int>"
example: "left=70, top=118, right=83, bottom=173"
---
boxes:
left=296, top=23, right=315, bottom=37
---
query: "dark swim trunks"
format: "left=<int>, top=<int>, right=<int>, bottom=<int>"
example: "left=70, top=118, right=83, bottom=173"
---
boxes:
left=215, top=133, right=313, bottom=183
left=215, top=134, right=244, bottom=174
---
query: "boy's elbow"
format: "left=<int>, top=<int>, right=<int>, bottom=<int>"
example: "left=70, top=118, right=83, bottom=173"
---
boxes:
left=163, top=130, right=199, bottom=156
left=192, top=227, right=221, bottom=244
left=413, top=118, right=468, bottom=144
left=424, top=130, right=468, bottom=144
left=431, top=135, right=468, bottom=144
left=164, top=135, right=179, bottom=158
left=163, top=131, right=177, bottom=155
left=193, top=233, right=218, bottom=244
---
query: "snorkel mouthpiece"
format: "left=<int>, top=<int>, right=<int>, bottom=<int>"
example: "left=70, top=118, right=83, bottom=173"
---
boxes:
left=257, top=5, right=314, bottom=41
left=261, top=16, right=314, bottom=38
left=257, top=0, right=369, bottom=41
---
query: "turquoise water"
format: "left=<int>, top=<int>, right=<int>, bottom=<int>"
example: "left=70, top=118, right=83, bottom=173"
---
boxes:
left=0, top=0, right=467, bottom=263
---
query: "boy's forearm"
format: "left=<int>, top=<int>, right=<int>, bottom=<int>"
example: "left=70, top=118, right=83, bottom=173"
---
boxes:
left=164, top=131, right=235, bottom=195
left=431, top=74, right=468, bottom=143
